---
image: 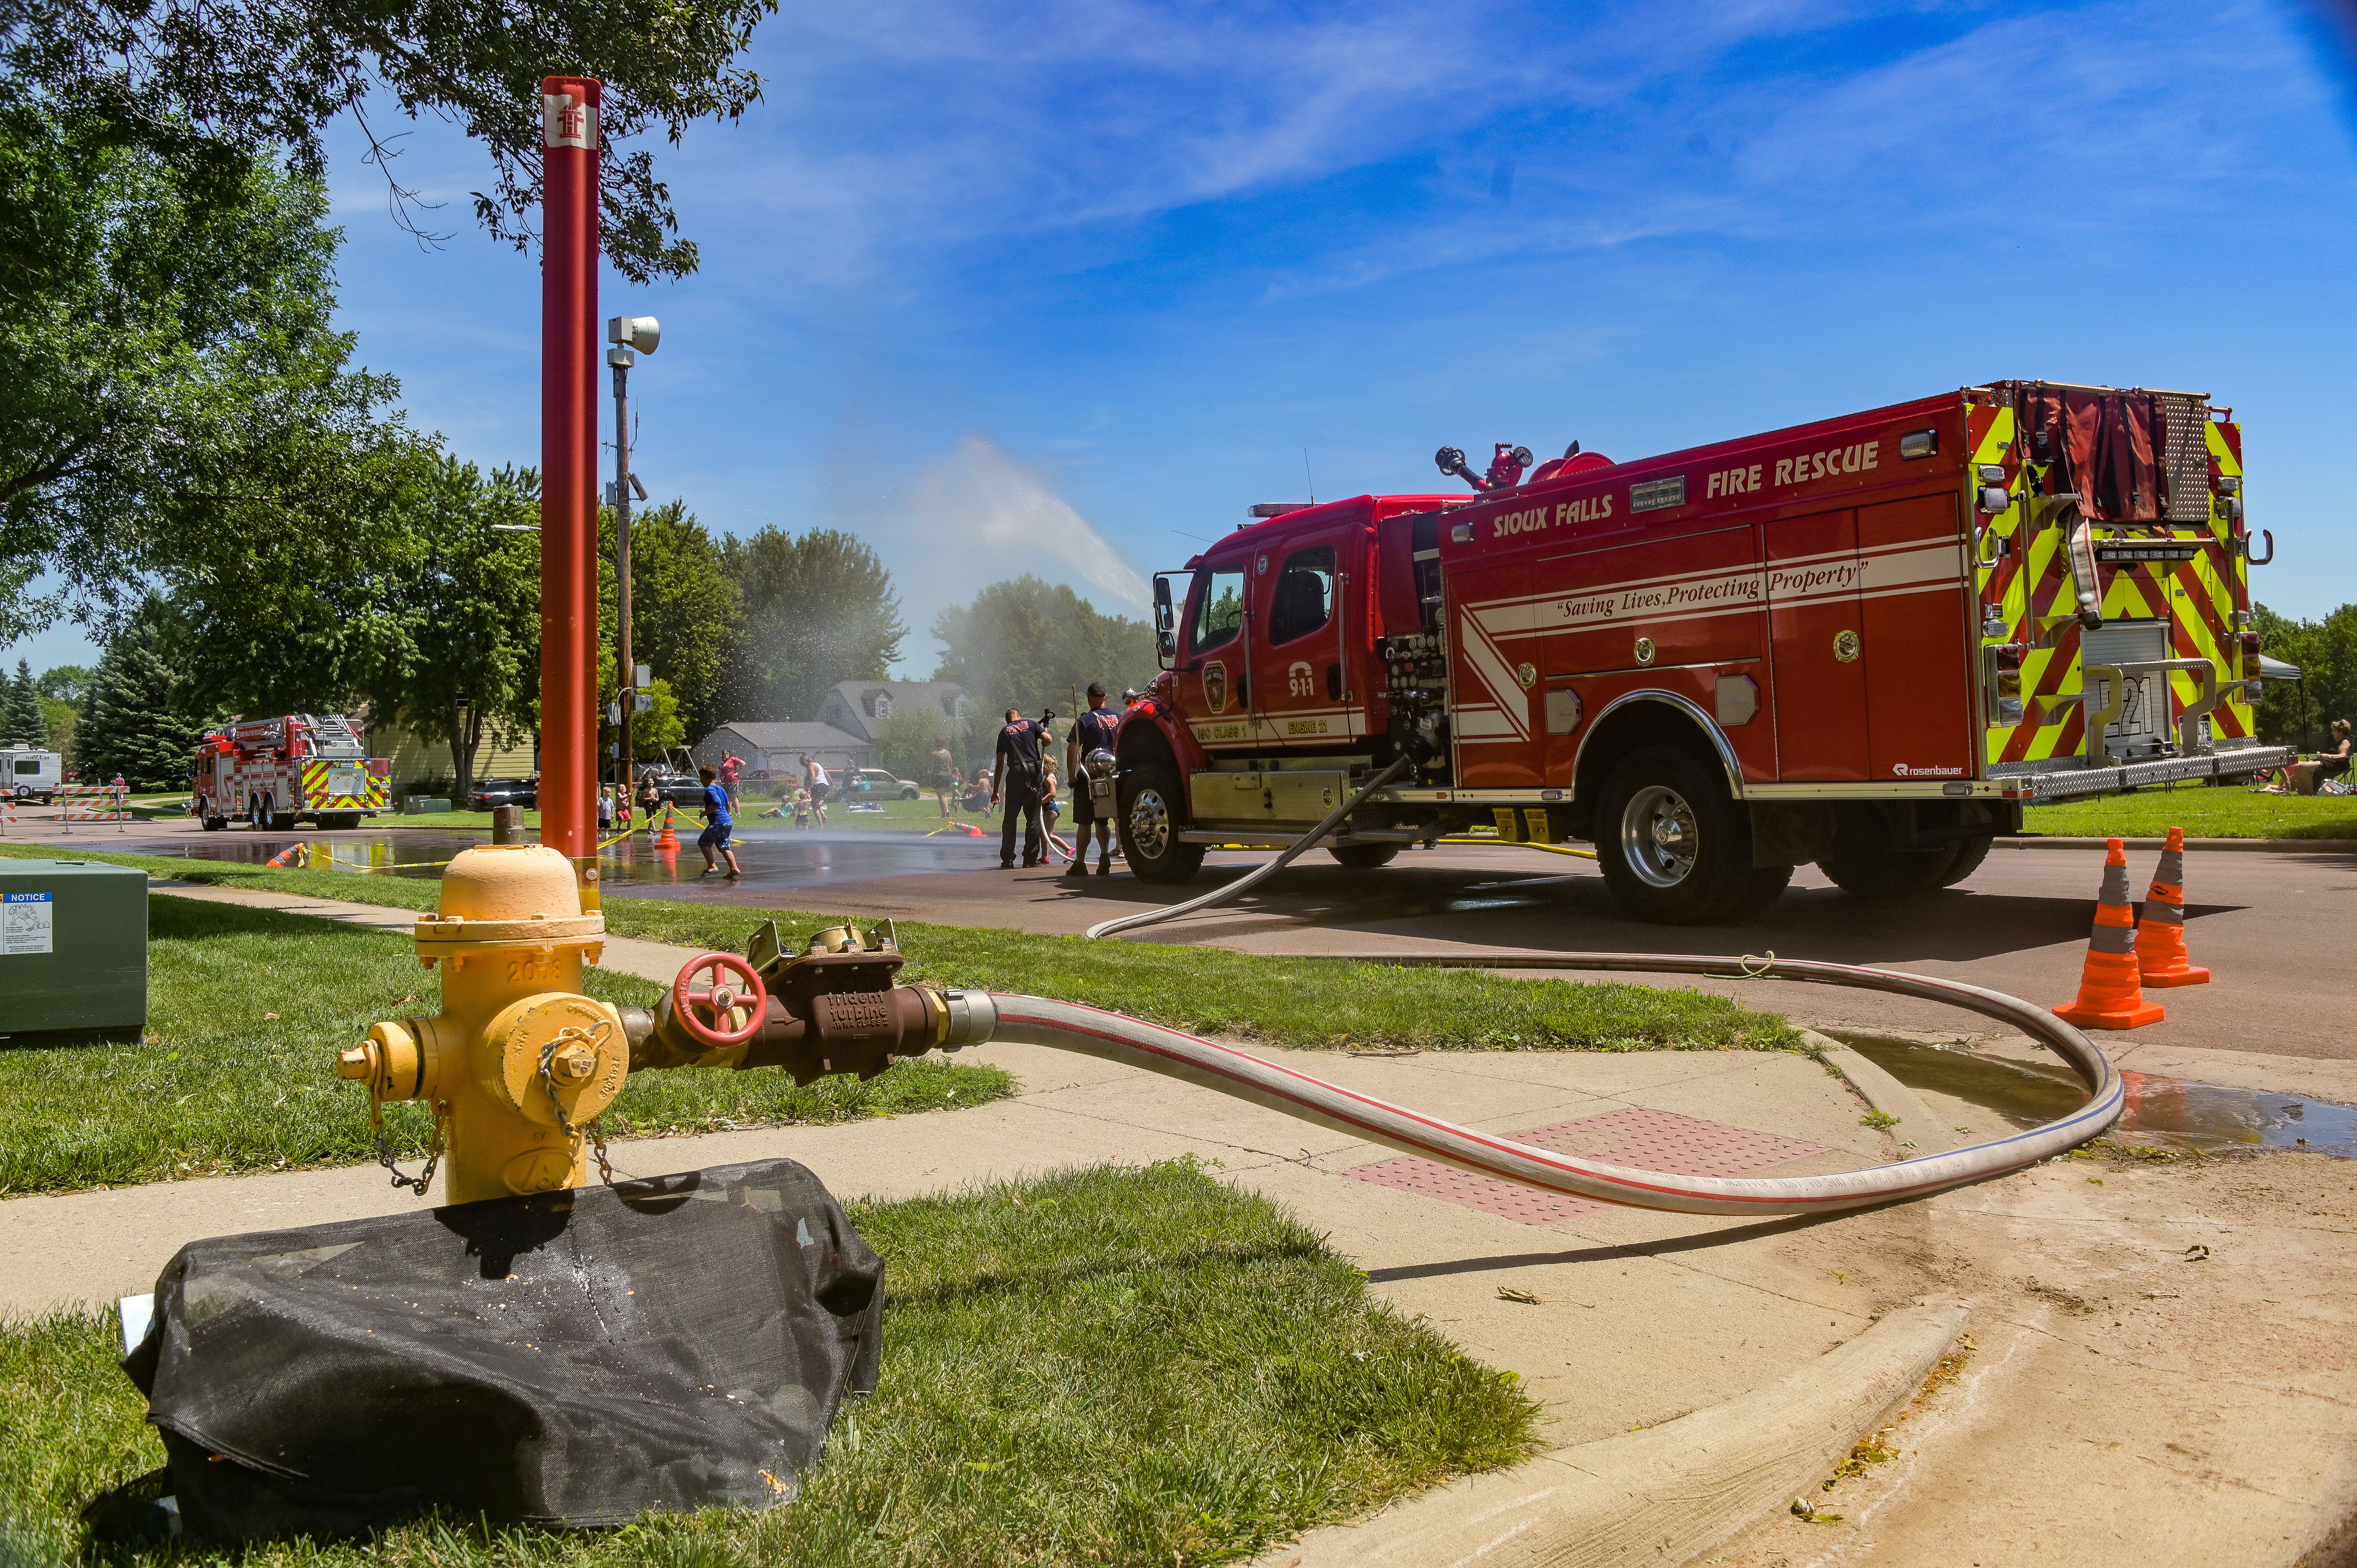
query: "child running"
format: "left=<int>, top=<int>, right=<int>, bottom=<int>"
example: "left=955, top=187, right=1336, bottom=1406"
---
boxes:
left=696, top=765, right=744, bottom=879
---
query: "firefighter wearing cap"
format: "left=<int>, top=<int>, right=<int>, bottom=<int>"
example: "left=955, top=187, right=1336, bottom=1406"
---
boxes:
left=992, top=707, right=1048, bottom=868
left=1065, top=682, right=1121, bottom=876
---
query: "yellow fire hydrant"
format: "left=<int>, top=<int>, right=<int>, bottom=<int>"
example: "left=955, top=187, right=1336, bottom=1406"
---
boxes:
left=336, top=844, right=624, bottom=1204
left=336, top=842, right=987, bottom=1205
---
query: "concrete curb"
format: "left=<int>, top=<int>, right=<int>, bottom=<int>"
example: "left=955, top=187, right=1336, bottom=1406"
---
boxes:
left=1997, top=835, right=2356, bottom=853
left=1265, top=1299, right=1969, bottom=1568
left=1802, top=1030, right=1954, bottom=1156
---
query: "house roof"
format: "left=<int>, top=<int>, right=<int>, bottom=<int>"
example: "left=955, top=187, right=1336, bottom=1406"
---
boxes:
left=697, top=722, right=868, bottom=756
left=813, top=680, right=968, bottom=740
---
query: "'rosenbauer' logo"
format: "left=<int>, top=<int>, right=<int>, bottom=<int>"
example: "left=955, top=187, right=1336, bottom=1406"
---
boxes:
left=1891, top=763, right=1965, bottom=777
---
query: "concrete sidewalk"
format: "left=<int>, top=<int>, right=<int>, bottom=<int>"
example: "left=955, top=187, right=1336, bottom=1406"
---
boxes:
left=16, top=877, right=2350, bottom=1564
left=5, top=927, right=1901, bottom=1445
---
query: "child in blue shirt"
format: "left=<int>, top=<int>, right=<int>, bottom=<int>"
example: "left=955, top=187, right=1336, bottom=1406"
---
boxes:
left=696, top=765, right=743, bottom=879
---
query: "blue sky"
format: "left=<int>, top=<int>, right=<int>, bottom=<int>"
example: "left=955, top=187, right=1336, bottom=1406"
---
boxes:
left=13, top=0, right=2357, bottom=684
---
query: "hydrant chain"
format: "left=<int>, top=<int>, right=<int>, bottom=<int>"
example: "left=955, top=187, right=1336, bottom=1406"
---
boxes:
left=539, top=1021, right=617, bottom=1185
left=371, top=1096, right=448, bottom=1194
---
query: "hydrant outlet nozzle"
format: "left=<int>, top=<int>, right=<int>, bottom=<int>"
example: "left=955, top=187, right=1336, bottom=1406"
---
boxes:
left=336, top=1045, right=373, bottom=1080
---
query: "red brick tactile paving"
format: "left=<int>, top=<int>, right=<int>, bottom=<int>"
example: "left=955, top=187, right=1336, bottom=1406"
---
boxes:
left=1341, top=1107, right=1833, bottom=1225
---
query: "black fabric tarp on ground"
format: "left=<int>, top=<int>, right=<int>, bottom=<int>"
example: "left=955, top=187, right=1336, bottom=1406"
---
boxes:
left=116, top=1158, right=882, bottom=1541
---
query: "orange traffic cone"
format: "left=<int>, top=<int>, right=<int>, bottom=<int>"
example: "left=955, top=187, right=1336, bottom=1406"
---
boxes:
left=2055, top=838, right=2165, bottom=1029
left=657, top=804, right=679, bottom=848
left=2136, top=826, right=2210, bottom=987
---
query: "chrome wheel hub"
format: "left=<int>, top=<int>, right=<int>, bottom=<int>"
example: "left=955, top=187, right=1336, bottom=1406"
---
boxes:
left=1620, top=784, right=1700, bottom=889
left=1129, top=788, right=1173, bottom=860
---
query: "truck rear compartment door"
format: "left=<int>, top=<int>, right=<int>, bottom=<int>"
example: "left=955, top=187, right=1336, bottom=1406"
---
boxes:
left=2080, top=620, right=2173, bottom=759
left=1766, top=510, right=1869, bottom=780
left=1858, top=494, right=1974, bottom=780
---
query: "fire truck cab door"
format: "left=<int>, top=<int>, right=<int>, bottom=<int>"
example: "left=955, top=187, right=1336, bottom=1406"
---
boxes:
left=1177, top=563, right=1252, bottom=751
left=1248, top=534, right=1360, bottom=747
left=1766, top=509, right=1870, bottom=780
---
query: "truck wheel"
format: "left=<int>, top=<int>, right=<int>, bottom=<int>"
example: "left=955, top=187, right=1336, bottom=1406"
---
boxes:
left=202, top=814, right=226, bottom=832
left=1940, top=836, right=1993, bottom=888
left=1595, top=745, right=1788, bottom=925
left=901, top=787, right=919, bottom=801
left=1328, top=844, right=1400, bottom=869
left=1818, top=841, right=1961, bottom=897
left=1118, top=760, right=1206, bottom=885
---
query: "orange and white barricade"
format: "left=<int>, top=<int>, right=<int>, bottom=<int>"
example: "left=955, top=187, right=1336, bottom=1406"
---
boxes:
left=56, top=784, right=131, bottom=833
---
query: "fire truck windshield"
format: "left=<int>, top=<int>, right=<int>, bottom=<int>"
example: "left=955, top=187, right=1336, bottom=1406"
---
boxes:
left=1193, top=569, right=1244, bottom=653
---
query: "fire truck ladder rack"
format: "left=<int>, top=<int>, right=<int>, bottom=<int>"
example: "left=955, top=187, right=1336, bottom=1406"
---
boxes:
left=947, top=952, right=2122, bottom=1216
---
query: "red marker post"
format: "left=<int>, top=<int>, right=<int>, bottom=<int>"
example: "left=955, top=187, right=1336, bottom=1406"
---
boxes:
left=540, top=76, right=602, bottom=906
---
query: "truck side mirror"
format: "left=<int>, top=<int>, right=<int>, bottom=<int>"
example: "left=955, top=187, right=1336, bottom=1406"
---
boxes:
left=1153, top=576, right=1177, bottom=669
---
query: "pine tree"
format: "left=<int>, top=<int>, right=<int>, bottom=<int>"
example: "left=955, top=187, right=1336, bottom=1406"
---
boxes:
left=2, top=660, right=45, bottom=747
left=80, top=613, right=200, bottom=790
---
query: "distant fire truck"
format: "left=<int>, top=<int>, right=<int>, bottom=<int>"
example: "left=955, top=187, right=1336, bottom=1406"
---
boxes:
left=1115, top=380, right=2289, bottom=924
left=190, top=714, right=391, bottom=830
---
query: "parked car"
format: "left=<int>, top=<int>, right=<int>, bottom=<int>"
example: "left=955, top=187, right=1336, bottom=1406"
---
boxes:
left=843, top=768, right=921, bottom=801
left=470, top=777, right=538, bottom=810
left=637, top=770, right=709, bottom=809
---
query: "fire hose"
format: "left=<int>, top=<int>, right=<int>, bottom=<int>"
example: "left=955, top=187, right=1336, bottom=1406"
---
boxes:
left=1046, top=749, right=2118, bottom=1207
left=1085, top=753, right=1419, bottom=939
left=947, top=953, right=2121, bottom=1215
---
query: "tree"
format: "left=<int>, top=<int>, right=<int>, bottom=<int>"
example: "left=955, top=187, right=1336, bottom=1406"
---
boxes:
left=6, top=0, right=777, bottom=284
left=4, top=659, right=45, bottom=746
left=931, top=576, right=1157, bottom=731
left=721, top=528, right=904, bottom=723
left=367, top=461, right=544, bottom=800
left=597, top=499, right=740, bottom=742
left=2253, top=601, right=2357, bottom=748
left=2, top=102, right=423, bottom=645
left=34, top=665, right=90, bottom=706
left=78, top=602, right=201, bottom=788
left=871, top=707, right=965, bottom=785
left=598, top=673, right=685, bottom=764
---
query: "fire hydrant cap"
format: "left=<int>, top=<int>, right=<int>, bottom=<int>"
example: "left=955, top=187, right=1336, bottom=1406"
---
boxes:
left=417, top=844, right=604, bottom=948
left=438, top=844, right=588, bottom=922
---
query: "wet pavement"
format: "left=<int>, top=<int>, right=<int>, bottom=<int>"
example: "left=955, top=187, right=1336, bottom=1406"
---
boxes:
left=1854, top=1039, right=2357, bottom=1158
left=27, top=817, right=2357, bottom=1067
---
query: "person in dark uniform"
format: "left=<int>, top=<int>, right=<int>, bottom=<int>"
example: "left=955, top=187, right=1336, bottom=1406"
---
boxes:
left=1065, top=681, right=1122, bottom=876
left=992, top=706, right=1048, bottom=868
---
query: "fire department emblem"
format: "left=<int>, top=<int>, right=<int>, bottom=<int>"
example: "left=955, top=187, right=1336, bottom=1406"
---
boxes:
left=1834, top=630, right=1861, bottom=663
left=1203, top=661, right=1230, bottom=713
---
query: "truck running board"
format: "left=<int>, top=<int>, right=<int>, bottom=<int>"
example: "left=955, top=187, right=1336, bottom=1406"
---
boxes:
left=1178, top=827, right=1424, bottom=851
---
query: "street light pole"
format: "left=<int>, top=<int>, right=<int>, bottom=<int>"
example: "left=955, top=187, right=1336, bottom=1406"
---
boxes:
left=606, top=315, right=659, bottom=802
left=612, top=346, right=634, bottom=798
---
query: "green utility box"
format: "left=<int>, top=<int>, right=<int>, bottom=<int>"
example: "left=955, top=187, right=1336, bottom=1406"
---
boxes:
left=0, top=859, right=148, bottom=1035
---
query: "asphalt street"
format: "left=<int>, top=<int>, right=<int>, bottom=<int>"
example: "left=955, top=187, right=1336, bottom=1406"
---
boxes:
left=16, top=814, right=2352, bottom=1062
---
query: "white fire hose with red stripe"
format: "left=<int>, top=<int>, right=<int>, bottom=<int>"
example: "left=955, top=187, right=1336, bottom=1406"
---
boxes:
left=929, top=951, right=2120, bottom=1215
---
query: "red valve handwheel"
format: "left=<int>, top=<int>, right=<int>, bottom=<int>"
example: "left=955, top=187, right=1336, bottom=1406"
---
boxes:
left=671, top=952, right=769, bottom=1048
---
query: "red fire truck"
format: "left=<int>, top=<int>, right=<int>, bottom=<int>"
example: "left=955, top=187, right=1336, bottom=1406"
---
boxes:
left=1113, top=380, right=2289, bottom=923
left=189, top=714, right=392, bottom=831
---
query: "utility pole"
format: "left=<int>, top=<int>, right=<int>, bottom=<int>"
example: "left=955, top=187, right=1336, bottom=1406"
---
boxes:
left=607, top=315, right=659, bottom=800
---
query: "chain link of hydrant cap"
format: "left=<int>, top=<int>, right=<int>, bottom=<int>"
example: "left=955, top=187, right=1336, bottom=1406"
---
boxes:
left=539, top=1020, right=616, bottom=1185
left=371, top=1095, right=447, bottom=1195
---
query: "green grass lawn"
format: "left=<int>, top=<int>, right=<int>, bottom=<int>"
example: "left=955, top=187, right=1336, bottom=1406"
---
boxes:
left=2023, top=786, right=2357, bottom=841
left=0, top=1162, right=1537, bottom=1568
left=0, top=896, right=1015, bottom=1197
left=0, top=845, right=1799, bottom=1058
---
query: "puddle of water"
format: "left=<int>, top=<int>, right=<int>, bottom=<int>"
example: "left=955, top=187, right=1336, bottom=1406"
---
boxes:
left=159, top=837, right=462, bottom=876
left=1850, top=1040, right=2357, bottom=1158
